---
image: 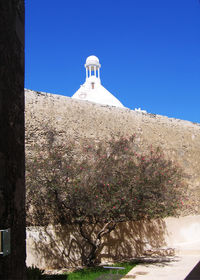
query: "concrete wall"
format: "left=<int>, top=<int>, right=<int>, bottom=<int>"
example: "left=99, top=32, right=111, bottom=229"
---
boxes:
left=26, top=215, right=200, bottom=269
left=25, top=89, right=200, bottom=215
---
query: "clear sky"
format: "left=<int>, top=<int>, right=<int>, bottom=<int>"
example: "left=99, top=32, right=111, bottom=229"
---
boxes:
left=25, top=0, right=200, bottom=123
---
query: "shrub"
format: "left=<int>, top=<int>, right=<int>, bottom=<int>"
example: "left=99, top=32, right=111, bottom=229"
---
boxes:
left=26, top=266, right=44, bottom=280
left=26, top=132, right=185, bottom=266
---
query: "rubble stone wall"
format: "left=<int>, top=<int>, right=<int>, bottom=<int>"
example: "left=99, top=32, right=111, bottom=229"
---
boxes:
left=25, top=89, right=200, bottom=215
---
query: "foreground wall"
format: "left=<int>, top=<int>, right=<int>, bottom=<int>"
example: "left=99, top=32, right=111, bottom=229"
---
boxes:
left=0, top=1, right=26, bottom=279
left=25, top=89, right=200, bottom=215
left=26, top=215, right=200, bottom=269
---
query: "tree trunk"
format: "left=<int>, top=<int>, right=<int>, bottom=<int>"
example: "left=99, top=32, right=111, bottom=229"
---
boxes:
left=0, top=0, right=26, bottom=279
left=79, top=221, right=116, bottom=267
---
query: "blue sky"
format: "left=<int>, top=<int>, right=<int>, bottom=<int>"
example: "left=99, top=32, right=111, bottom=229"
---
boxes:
left=25, top=0, right=200, bottom=123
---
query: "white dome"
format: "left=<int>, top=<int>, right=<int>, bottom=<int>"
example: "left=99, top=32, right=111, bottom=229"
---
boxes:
left=85, top=55, right=100, bottom=66
left=72, top=55, right=124, bottom=108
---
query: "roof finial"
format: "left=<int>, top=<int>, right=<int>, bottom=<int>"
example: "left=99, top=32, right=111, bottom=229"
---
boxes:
left=85, top=55, right=101, bottom=82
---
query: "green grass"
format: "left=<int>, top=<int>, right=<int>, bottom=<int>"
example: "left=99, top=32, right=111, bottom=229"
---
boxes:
left=27, top=261, right=137, bottom=280
left=67, top=261, right=137, bottom=280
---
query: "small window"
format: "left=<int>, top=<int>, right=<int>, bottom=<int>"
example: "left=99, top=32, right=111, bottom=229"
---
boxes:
left=91, top=82, right=95, bottom=89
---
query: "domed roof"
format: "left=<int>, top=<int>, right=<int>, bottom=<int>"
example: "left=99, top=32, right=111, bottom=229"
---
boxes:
left=85, top=55, right=100, bottom=66
left=72, top=55, right=124, bottom=108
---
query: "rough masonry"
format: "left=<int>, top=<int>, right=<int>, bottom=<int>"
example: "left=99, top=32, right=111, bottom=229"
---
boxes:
left=25, top=89, right=200, bottom=215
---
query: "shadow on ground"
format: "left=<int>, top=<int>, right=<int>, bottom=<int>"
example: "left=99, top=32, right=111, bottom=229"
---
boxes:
left=184, top=260, right=200, bottom=280
left=95, top=274, right=123, bottom=280
left=41, top=276, right=67, bottom=280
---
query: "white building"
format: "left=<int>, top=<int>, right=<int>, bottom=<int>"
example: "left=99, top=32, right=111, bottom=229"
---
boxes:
left=72, top=55, right=124, bottom=108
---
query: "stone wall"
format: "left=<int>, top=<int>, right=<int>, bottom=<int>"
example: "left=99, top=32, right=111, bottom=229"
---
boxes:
left=25, top=89, right=200, bottom=215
